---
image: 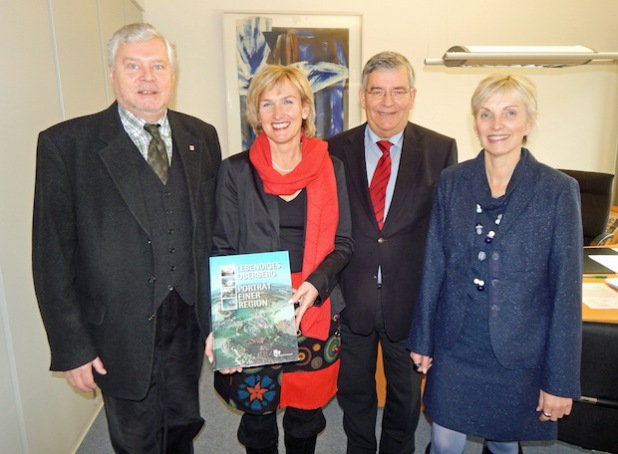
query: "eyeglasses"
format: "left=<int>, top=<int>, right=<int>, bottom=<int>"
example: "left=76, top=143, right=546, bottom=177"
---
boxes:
left=365, top=88, right=411, bottom=99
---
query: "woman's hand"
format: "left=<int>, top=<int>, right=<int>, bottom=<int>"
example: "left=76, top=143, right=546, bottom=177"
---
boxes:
left=537, top=389, right=573, bottom=422
left=289, top=281, right=319, bottom=334
left=409, top=351, right=433, bottom=374
left=205, top=332, right=215, bottom=364
left=205, top=332, right=242, bottom=374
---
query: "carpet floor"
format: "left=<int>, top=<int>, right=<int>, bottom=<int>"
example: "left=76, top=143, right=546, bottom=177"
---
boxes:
left=78, top=366, right=595, bottom=453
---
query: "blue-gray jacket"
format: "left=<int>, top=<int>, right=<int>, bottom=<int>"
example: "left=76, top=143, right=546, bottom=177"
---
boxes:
left=408, top=149, right=582, bottom=398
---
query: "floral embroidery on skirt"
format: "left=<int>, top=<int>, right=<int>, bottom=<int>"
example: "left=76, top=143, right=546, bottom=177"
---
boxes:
left=215, top=315, right=341, bottom=414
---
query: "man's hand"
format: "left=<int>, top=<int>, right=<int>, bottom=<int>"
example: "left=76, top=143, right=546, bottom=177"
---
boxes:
left=64, top=357, right=107, bottom=392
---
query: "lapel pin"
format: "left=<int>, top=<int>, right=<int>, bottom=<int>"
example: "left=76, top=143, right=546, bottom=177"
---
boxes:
left=189, top=144, right=196, bottom=151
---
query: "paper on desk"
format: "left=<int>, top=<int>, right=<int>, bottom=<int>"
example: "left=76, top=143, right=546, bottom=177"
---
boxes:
left=582, top=283, right=618, bottom=309
left=588, top=254, right=618, bottom=273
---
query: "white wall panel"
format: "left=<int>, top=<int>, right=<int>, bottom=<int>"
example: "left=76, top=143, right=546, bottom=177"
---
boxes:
left=145, top=0, right=618, bottom=170
left=0, top=0, right=141, bottom=451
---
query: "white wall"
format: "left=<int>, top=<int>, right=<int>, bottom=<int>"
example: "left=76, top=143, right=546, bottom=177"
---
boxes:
left=1, top=1, right=617, bottom=452
left=0, top=1, right=141, bottom=453
left=145, top=0, right=618, bottom=171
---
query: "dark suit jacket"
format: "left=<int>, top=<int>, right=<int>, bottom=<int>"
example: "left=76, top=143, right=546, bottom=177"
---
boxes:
left=32, top=103, right=221, bottom=400
left=407, top=149, right=582, bottom=397
left=327, top=122, right=457, bottom=340
left=212, top=151, right=354, bottom=313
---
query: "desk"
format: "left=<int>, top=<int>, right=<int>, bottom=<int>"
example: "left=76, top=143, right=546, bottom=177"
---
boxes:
left=583, top=246, right=618, bottom=323
left=558, top=285, right=618, bottom=452
left=375, top=275, right=618, bottom=406
left=583, top=276, right=618, bottom=323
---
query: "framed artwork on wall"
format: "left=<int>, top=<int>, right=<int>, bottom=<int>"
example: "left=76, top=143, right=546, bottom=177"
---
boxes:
left=222, top=12, right=362, bottom=155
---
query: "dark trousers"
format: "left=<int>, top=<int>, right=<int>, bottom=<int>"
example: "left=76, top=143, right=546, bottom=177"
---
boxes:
left=103, top=291, right=205, bottom=454
left=238, top=407, right=326, bottom=451
left=337, top=294, right=422, bottom=454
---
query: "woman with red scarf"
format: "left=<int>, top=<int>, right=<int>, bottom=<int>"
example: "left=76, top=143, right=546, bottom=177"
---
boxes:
left=208, top=65, right=354, bottom=453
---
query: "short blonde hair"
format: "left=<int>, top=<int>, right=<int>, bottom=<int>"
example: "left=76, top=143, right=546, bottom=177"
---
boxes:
left=471, top=74, right=537, bottom=144
left=246, top=65, right=316, bottom=138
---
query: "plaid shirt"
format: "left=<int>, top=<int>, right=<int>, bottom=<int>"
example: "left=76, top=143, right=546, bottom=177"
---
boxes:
left=118, top=105, right=173, bottom=165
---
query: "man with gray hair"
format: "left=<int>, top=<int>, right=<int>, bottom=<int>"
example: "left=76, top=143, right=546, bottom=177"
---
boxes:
left=327, top=51, right=457, bottom=453
left=33, top=23, right=221, bottom=452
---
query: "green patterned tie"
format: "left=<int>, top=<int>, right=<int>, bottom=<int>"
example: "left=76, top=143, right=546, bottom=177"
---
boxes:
left=144, top=123, right=169, bottom=184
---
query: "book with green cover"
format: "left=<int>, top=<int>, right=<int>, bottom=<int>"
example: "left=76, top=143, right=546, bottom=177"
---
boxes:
left=209, top=251, right=299, bottom=370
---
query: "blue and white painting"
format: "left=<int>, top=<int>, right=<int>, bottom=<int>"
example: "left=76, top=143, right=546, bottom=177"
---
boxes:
left=234, top=16, right=351, bottom=150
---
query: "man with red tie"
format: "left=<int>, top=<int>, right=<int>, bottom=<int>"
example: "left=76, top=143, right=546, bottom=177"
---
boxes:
left=327, top=51, right=458, bottom=453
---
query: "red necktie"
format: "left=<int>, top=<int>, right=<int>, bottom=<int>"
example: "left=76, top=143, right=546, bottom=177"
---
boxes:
left=369, top=140, right=392, bottom=230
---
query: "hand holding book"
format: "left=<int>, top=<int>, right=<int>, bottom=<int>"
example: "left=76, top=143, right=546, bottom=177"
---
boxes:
left=209, top=251, right=299, bottom=370
left=289, top=281, right=319, bottom=335
left=205, top=332, right=242, bottom=374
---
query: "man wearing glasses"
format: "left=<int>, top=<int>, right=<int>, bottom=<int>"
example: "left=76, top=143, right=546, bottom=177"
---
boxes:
left=327, top=51, right=458, bottom=453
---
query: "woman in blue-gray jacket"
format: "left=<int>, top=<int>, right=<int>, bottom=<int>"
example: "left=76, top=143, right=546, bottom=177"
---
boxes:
left=408, top=74, right=583, bottom=454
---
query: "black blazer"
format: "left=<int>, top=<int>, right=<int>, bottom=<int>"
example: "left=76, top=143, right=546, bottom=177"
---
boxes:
left=32, top=103, right=221, bottom=400
left=327, top=122, right=457, bottom=340
left=212, top=151, right=354, bottom=312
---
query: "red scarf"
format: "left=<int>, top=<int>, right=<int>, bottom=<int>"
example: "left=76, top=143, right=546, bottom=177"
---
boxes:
left=250, top=133, right=338, bottom=340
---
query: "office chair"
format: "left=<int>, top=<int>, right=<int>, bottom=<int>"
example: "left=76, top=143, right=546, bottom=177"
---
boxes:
left=557, top=322, right=618, bottom=453
left=559, top=169, right=614, bottom=246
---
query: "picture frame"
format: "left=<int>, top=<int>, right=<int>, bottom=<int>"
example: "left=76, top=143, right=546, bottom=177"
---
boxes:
left=222, top=12, right=363, bottom=155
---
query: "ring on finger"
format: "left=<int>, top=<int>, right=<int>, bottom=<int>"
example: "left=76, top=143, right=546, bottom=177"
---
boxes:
left=542, top=411, right=552, bottom=417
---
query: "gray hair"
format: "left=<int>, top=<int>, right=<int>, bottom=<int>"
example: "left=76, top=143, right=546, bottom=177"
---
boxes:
left=107, top=23, right=176, bottom=69
left=361, top=51, right=416, bottom=90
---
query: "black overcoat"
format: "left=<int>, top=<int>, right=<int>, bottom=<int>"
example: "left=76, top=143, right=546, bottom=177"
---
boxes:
left=32, top=103, right=221, bottom=400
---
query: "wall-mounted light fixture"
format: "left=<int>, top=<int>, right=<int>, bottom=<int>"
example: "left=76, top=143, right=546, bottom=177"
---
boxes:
left=425, top=45, right=618, bottom=68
